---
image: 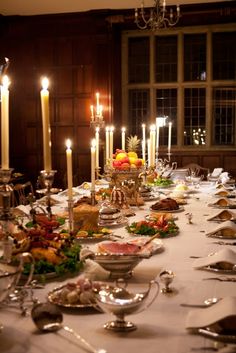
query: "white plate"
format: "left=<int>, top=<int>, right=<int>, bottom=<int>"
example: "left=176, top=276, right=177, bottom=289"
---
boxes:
left=201, top=264, right=236, bottom=274
left=98, top=216, right=128, bottom=227
left=124, top=237, right=164, bottom=255
left=150, top=205, right=184, bottom=213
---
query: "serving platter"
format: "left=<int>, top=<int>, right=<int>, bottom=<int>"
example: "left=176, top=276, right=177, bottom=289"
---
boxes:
left=150, top=205, right=184, bottom=213
left=198, top=327, right=236, bottom=344
left=47, top=284, right=99, bottom=310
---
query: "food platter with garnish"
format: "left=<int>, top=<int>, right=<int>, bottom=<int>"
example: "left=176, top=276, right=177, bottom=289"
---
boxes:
left=126, top=215, right=179, bottom=238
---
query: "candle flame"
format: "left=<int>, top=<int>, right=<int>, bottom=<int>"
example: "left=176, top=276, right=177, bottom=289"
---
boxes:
left=121, top=127, right=126, bottom=132
left=142, top=123, right=146, bottom=128
left=66, top=139, right=72, bottom=149
left=96, top=127, right=100, bottom=133
left=2, top=75, right=10, bottom=88
left=110, top=126, right=114, bottom=132
left=41, top=77, right=49, bottom=90
left=106, top=126, right=110, bottom=132
left=150, top=124, right=156, bottom=131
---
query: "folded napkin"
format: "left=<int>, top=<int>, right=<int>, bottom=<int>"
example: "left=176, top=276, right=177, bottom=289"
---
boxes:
left=207, top=210, right=236, bottom=222
left=185, top=296, right=236, bottom=330
left=214, top=188, right=231, bottom=197
left=205, top=220, right=236, bottom=237
left=192, top=248, right=236, bottom=269
left=209, top=197, right=234, bottom=207
left=16, top=204, right=30, bottom=215
left=218, top=172, right=230, bottom=185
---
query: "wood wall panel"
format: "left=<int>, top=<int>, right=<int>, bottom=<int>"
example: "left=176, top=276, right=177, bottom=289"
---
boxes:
left=55, top=98, right=74, bottom=124
left=1, top=4, right=235, bottom=188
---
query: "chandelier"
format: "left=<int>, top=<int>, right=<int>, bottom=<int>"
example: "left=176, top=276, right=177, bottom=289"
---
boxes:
left=134, top=0, right=180, bottom=31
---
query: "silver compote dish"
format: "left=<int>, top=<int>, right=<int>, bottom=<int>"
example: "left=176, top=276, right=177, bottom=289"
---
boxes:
left=93, top=279, right=159, bottom=332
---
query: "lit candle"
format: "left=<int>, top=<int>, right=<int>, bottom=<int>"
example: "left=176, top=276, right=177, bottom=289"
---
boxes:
left=40, top=77, right=52, bottom=171
left=150, top=124, right=156, bottom=166
left=105, top=126, right=110, bottom=164
left=147, top=139, right=151, bottom=167
left=142, top=124, right=146, bottom=161
left=121, top=127, right=126, bottom=151
left=1, top=75, right=10, bottom=169
left=95, top=127, right=99, bottom=169
left=65, top=139, right=73, bottom=200
left=156, top=123, right=160, bottom=160
left=96, top=92, right=100, bottom=115
left=91, top=139, right=96, bottom=192
left=168, top=122, right=172, bottom=153
left=90, top=105, right=94, bottom=121
left=109, top=126, right=114, bottom=167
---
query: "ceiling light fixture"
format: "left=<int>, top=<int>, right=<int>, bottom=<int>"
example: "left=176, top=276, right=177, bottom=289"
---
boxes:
left=135, top=0, right=180, bottom=31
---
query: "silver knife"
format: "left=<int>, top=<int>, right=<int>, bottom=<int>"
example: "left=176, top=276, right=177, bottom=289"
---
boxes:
left=212, top=241, right=236, bottom=246
left=203, top=277, right=236, bottom=282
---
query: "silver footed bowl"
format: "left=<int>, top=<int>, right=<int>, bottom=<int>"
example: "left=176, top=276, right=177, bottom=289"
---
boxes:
left=0, top=252, right=34, bottom=303
left=93, top=279, right=160, bottom=331
left=93, top=253, right=146, bottom=279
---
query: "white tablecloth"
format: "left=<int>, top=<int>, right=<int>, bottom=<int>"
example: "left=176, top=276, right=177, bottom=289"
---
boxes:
left=1, top=182, right=236, bottom=353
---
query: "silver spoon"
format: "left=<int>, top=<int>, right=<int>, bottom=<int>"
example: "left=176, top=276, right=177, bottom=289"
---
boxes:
left=31, top=302, right=106, bottom=353
left=180, top=297, right=221, bottom=308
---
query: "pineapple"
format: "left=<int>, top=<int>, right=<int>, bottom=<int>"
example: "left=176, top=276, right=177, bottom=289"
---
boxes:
left=126, top=135, right=140, bottom=153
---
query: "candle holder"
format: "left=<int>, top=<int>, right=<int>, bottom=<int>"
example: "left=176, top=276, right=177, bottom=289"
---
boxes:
left=90, top=114, right=105, bottom=129
left=155, top=153, right=177, bottom=178
left=0, top=168, right=15, bottom=263
left=67, top=199, right=74, bottom=233
left=40, top=170, right=57, bottom=219
left=90, top=189, right=96, bottom=206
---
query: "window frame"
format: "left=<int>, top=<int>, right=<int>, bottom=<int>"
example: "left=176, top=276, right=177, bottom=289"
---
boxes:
left=121, top=23, right=236, bottom=150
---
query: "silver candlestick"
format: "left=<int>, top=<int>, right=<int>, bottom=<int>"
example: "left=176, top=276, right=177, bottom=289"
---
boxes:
left=40, top=170, right=57, bottom=219
left=67, top=199, right=74, bottom=233
left=0, top=168, right=14, bottom=263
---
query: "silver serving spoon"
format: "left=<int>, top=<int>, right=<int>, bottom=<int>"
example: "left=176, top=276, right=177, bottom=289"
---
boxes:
left=31, top=302, right=106, bottom=353
left=180, top=297, right=221, bottom=308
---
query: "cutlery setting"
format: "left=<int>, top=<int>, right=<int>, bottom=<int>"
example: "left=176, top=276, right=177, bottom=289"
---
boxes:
left=203, top=277, right=236, bottom=282
left=180, top=297, right=221, bottom=308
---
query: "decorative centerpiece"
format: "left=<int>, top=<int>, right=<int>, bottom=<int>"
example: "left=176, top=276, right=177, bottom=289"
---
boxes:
left=106, top=136, right=145, bottom=207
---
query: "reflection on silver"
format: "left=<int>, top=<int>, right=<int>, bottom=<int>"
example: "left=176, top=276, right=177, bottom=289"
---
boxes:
left=94, top=279, right=159, bottom=332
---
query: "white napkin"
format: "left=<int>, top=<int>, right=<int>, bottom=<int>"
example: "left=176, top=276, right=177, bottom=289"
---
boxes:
left=16, top=204, right=30, bottom=215
left=207, top=210, right=236, bottom=221
left=185, top=296, right=236, bottom=329
left=219, top=172, right=230, bottom=185
left=205, top=220, right=236, bottom=237
left=214, top=188, right=230, bottom=197
left=192, top=248, right=236, bottom=269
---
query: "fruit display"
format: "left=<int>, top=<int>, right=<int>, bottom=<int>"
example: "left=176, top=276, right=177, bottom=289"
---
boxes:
left=112, top=135, right=144, bottom=171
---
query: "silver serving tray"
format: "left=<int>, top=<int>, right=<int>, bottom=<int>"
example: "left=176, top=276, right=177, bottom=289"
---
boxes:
left=47, top=284, right=98, bottom=310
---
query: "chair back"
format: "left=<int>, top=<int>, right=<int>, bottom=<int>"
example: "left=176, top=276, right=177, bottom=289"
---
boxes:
left=13, top=181, right=34, bottom=206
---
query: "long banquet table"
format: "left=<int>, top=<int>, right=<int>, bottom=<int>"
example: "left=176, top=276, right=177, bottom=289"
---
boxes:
left=1, top=182, right=236, bottom=353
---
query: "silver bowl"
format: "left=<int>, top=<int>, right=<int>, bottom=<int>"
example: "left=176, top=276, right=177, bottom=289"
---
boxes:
left=93, top=253, right=146, bottom=279
left=94, top=279, right=160, bottom=331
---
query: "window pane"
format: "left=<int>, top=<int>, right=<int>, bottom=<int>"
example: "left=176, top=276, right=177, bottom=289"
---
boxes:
left=212, top=32, right=236, bottom=80
left=184, top=34, right=206, bottom=81
left=213, top=87, right=235, bottom=145
left=156, top=89, right=177, bottom=146
left=184, top=88, right=206, bottom=145
left=128, top=37, right=150, bottom=83
left=155, top=35, right=177, bottom=82
left=128, top=89, right=150, bottom=136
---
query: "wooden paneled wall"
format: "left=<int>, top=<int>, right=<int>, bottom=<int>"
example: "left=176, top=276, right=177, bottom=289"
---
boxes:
left=0, top=3, right=236, bottom=189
